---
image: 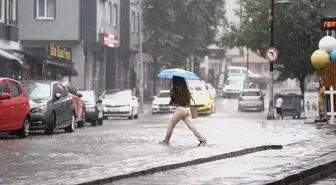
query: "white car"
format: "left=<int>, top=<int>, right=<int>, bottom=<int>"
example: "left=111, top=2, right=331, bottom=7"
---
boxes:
left=227, top=66, right=262, bottom=78
left=223, top=76, right=245, bottom=98
left=151, top=90, right=175, bottom=113
left=101, top=89, right=139, bottom=119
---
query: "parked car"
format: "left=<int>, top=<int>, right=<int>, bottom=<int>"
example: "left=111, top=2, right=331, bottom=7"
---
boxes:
left=78, top=90, right=104, bottom=126
left=101, top=89, right=139, bottom=119
left=22, top=81, right=76, bottom=135
left=223, top=76, right=245, bottom=98
left=238, top=88, right=265, bottom=112
left=0, top=78, right=30, bottom=138
left=227, top=66, right=262, bottom=79
left=152, top=90, right=175, bottom=114
left=62, top=82, right=85, bottom=128
left=187, top=80, right=215, bottom=114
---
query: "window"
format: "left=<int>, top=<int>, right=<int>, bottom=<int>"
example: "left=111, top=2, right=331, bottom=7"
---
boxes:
left=22, top=82, right=51, bottom=98
left=67, top=84, right=78, bottom=96
left=242, top=91, right=260, bottom=96
left=8, top=0, right=16, bottom=21
left=131, top=11, right=135, bottom=32
left=112, top=4, right=118, bottom=27
left=136, top=13, right=140, bottom=33
left=0, top=81, right=10, bottom=94
left=157, top=92, right=170, bottom=98
left=53, top=84, right=67, bottom=98
left=0, top=0, right=5, bottom=21
left=36, top=0, right=55, bottom=19
left=108, top=2, right=112, bottom=24
left=9, top=81, right=21, bottom=97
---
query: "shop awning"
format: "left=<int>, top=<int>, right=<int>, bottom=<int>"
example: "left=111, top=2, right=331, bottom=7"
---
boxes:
left=0, top=49, right=24, bottom=66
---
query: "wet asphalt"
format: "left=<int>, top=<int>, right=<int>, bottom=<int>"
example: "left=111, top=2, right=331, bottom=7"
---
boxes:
left=0, top=97, right=334, bottom=185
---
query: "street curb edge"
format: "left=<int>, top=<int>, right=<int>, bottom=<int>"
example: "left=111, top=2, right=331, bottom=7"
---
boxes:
left=78, top=145, right=283, bottom=185
left=265, top=159, right=336, bottom=185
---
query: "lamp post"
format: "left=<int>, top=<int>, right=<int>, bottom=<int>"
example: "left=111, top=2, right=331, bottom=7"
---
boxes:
left=139, top=0, right=144, bottom=113
left=267, top=0, right=290, bottom=120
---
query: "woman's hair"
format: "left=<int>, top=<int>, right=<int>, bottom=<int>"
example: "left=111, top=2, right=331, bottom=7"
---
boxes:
left=172, top=76, right=191, bottom=99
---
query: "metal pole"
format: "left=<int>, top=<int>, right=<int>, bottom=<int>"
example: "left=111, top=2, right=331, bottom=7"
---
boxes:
left=268, top=0, right=275, bottom=119
left=139, top=0, right=144, bottom=113
left=246, top=48, right=249, bottom=78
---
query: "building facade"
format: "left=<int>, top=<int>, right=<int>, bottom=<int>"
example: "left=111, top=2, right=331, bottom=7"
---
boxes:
left=118, top=0, right=140, bottom=90
left=18, top=0, right=121, bottom=94
left=0, top=0, right=27, bottom=79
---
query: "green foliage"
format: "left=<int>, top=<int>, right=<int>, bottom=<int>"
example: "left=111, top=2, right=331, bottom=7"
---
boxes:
left=142, top=0, right=227, bottom=67
left=220, top=0, right=325, bottom=84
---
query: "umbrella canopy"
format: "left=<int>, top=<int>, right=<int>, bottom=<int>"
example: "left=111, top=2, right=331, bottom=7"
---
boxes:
left=157, top=68, right=200, bottom=80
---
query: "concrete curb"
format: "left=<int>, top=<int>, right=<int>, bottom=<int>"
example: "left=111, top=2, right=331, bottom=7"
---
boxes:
left=266, top=159, right=336, bottom=185
left=78, top=145, right=283, bottom=185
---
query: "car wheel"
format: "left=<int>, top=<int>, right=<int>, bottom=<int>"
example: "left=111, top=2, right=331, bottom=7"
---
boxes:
left=212, top=103, right=216, bottom=114
left=65, top=113, right=76, bottom=133
left=77, top=110, right=85, bottom=128
left=128, top=108, right=134, bottom=120
left=15, top=117, right=30, bottom=138
left=91, top=119, right=98, bottom=126
left=45, top=112, right=56, bottom=135
left=134, top=107, right=139, bottom=119
left=98, top=118, right=103, bottom=126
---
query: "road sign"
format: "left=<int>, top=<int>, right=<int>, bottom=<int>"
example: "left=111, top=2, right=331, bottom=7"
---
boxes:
left=265, top=47, right=279, bottom=62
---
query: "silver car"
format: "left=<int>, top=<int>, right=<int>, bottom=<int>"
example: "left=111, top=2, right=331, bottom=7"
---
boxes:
left=238, top=89, right=265, bottom=112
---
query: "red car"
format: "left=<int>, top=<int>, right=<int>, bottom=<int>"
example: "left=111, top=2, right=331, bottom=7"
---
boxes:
left=0, top=78, right=30, bottom=138
left=62, top=82, right=85, bottom=127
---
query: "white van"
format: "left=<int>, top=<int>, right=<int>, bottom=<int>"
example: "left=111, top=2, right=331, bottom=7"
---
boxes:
left=222, top=76, right=246, bottom=98
left=227, top=66, right=261, bottom=78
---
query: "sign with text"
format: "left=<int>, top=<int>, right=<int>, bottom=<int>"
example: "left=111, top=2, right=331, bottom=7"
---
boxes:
left=320, top=18, right=336, bottom=30
left=48, top=44, right=72, bottom=61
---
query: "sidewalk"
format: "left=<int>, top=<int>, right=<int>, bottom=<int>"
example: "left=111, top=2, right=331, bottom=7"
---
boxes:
left=111, top=142, right=336, bottom=185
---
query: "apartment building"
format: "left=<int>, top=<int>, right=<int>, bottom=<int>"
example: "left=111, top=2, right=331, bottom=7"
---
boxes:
left=18, top=0, right=121, bottom=94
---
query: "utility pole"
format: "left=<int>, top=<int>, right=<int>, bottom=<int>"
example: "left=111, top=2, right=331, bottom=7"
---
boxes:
left=139, top=0, right=144, bottom=113
left=268, top=0, right=275, bottom=119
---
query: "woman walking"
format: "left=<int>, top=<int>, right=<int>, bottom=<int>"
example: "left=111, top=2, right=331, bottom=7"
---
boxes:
left=160, top=76, right=207, bottom=146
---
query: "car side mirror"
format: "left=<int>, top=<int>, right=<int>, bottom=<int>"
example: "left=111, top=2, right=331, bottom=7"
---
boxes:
left=132, top=96, right=139, bottom=101
left=0, top=93, right=11, bottom=100
left=77, top=93, right=82, bottom=98
left=54, top=93, right=61, bottom=100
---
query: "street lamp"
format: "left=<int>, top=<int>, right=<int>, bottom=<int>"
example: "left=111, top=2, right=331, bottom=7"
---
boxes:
left=139, top=0, right=144, bottom=113
left=267, top=0, right=290, bottom=120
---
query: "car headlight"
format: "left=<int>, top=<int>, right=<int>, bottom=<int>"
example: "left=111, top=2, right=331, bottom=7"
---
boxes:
left=120, top=104, right=130, bottom=107
left=86, top=107, right=96, bottom=112
left=31, top=106, right=47, bottom=114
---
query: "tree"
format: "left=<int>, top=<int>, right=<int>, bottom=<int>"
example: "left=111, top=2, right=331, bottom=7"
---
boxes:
left=142, top=0, right=227, bottom=93
left=220, top=0, right=325, bottom=95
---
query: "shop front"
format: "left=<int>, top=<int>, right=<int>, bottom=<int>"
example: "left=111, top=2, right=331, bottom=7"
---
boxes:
left=20, top=43, right=78, bottom=81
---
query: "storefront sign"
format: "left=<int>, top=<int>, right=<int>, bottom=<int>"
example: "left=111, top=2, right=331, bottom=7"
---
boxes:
left=48, top=44, right=72, bottom=61
left=99, top=33, right=119, bottom=48
left=304, top=91, right=319, bottom=123
left=321, top=18, right=336, bottom=30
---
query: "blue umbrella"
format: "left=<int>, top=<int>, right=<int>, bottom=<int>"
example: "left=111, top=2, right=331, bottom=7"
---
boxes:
left=157, top=68, right=200, bottom=80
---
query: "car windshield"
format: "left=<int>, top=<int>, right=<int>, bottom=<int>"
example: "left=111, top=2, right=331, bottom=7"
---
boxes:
left=102, top=90, right=131, bottom=99
left=242, top=91, right=260, bottom=96
left=187, top=81, right=206, bottom=91
left=22, top=82, right=51, bottom=99
left=157, top=92, right=170, bottom=98
left=226, top=79, right=243, bottom=85
left=79, top=91, right=96, bottom=102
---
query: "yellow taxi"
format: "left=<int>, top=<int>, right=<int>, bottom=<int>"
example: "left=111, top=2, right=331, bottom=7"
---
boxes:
left=187, top=80, right=215, bottom=115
